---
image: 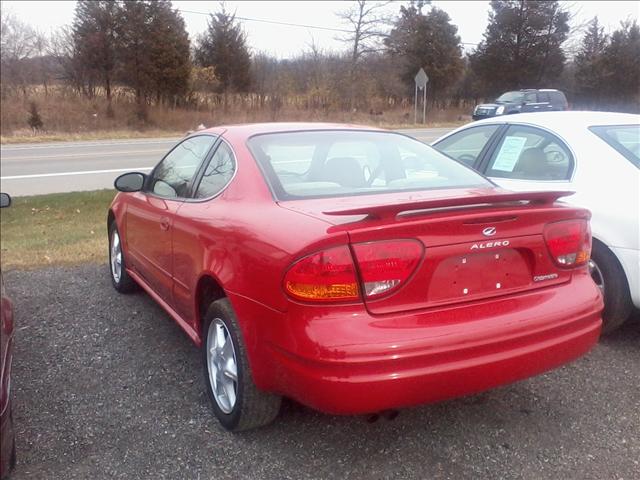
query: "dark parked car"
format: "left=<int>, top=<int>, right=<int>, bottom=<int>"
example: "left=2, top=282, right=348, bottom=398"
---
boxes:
left=472, top=89, right=568, bottom=121
left=0, top=193, right=16, bottom=480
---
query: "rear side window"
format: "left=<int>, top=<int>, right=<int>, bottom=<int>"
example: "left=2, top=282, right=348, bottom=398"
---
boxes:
left=248, top=131, right=491, bottom=199
left=538, top=92, right=550, bottom=103
left=549, top=91, right=567, bottom=106
left=485, top=125, right=574, bottom=181
left=434, top=125, right=500, bottom=167
left=194, top=142, right=236, bottom=199
left=590, top=125, right=640, bottom=168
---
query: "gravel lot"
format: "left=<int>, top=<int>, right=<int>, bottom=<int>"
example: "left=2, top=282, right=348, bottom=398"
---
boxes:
left=5, top=264, right=640, bottom=480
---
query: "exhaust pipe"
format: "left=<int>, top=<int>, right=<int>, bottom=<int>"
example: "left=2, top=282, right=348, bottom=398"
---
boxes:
left=365, top=410, right=399, bottom=423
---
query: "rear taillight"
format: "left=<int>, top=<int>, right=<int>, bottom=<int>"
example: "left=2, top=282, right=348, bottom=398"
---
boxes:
left=284, top=246, right=359, bottom=302
left=544, top=219, right=591, bottom=268
left=352, top=239, right=424, bottom=298
left=284, top=240, right=424, bottom=303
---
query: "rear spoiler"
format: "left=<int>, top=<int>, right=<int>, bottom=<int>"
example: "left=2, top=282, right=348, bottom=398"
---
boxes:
left=323, top=191, right=574, bottom=221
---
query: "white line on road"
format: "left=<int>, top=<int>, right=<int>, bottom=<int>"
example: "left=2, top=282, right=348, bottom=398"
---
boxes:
left=1, top=149, right=166, bottom=160
left=1, top=167, right=153, bottom=180
left=0, top=139, right=180, bottom=151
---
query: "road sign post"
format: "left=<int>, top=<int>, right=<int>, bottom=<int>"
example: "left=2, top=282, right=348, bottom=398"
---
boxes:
left=414, top=68, right=429, bottom=124
left=414, top=83, right=418, bottom=124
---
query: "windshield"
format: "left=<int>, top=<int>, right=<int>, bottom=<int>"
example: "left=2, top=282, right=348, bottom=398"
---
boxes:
left=248, top=130, right=491, bottom=200
left=496, top=91, right=524, bottom=103
left=589, top=124, right=640, bottom=168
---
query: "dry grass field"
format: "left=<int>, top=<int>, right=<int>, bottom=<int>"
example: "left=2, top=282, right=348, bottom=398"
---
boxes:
left=0, top=87, right=471, bottom=143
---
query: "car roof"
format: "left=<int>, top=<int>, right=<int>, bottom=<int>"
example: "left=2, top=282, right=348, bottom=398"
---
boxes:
left=201, top=122, right=384, bottom=139
left=472, top=111, right=640, bottom=132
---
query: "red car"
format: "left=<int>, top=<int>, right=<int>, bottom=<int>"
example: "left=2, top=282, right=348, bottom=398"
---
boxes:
left=108, top=124, right=603, bottom=431
left=1, top=193, right=16, bottom=478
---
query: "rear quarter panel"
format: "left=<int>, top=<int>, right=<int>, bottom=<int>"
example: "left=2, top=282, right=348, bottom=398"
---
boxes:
left=171, top=130, right=351, bottom=324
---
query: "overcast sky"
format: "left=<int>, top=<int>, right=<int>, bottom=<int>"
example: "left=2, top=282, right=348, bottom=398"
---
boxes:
left=2, top=0, right=638, bottom=58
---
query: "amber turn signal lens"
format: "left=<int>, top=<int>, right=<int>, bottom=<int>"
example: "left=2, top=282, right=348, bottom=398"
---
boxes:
left=284, top=246, right=360, bottom=302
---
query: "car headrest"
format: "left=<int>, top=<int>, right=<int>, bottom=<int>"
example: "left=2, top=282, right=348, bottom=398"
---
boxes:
left=516, top=147, right=549, bottom=178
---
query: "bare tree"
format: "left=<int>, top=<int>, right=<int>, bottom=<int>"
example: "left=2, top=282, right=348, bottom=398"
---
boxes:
left=0, top=10, right=37, bottom=97
left=48, top=26, right=90, bottom=96
left=33, top=30, right=49, bottom=96
left=336, top=0, right=391, bottom=109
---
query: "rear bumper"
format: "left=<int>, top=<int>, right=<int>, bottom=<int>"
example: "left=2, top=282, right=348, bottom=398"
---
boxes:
left=229, top=271, right=602, bottom=415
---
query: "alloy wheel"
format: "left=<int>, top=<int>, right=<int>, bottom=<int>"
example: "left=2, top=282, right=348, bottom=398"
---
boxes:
left=110, top=230, right=122, bottom=283
left=206, top=318, right=239, bottom=414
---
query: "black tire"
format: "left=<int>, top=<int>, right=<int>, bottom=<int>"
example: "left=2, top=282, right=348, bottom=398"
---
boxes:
left=591, top=241, right=633, bottom=334
left=9, top=431, right=16, bottom=472
left=202, top=298, right=281, bottom=431
left=108, top=222, right=138, bottom=294
left=1, top=404, right=16, bottom=479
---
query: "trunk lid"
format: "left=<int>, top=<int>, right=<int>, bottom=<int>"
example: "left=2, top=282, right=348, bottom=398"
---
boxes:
left=279, top=188, right=589, bottom=315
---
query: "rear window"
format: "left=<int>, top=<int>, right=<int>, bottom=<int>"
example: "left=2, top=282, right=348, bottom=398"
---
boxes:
left=589, top=125, right=640, bottom=168
left=247, top=130, right=491, bottom=199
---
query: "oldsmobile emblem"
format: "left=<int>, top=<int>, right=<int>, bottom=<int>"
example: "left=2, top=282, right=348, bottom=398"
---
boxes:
left=482, top=226, right=497, bottom=237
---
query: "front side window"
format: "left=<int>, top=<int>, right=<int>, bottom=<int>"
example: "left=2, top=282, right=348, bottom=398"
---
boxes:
left=434, top=125, right=500, bottom=167
left=485, top=125, right=573, bottom=181
left=590, top=125, right=640, bottom=168
left=194, top=142, right=236, bottom=198
left=248, top=131, right=491, bottom=200
left=149, top=135, right=216, bottom=198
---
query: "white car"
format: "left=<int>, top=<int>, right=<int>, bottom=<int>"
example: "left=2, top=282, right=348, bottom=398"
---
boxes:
left=433, top=111, right=640, bottom=333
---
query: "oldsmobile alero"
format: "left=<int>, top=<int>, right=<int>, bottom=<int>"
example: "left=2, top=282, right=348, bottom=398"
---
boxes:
left=108, top=123, right=603, bottom=431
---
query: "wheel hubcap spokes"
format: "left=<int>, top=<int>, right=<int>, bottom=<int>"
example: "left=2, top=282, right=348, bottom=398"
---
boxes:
left=589, top=259, right=605, bottom=296
left=111, top=231, right=122, bottom=283
left=207, top=319, right=238, bottom=413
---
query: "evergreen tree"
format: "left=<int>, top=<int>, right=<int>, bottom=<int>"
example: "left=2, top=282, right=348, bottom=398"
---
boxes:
left=27, top=101, right=44, bottom=131
left=469, top=0, right=570, bottom=95
left=72, top=0, right=119, bottom=106
left=194, top=6, right=252, bottom=95
left=145, top=1, right=191, bottom=105
left=117, top=1, right=191, bottom=111
left=385, top=4, right=463, bottom=101
left=116, top=0, right=150, bottom=112
left=574, top=17, right=608, bottom=104
left=602, top=20, right=640, bottom=106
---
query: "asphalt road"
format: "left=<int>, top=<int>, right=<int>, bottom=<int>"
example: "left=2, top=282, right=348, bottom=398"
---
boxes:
left=0, top=128, right=453, bottom=197
left=6, top=264, right=640, bottom=480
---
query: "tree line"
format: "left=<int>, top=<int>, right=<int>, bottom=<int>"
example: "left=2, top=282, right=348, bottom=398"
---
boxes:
left=1, top=0, right=638, bottom=123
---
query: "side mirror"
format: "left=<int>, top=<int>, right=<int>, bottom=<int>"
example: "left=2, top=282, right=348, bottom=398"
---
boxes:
left=0, top=193, right=11, bottom=208
left=114, top=172, right=146, bottom=192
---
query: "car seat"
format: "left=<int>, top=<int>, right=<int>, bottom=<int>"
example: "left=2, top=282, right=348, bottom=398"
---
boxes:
left=320, top=157, right=366, bottom=187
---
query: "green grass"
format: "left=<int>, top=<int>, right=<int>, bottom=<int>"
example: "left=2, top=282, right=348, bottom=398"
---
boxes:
left=0, top=190, right=116, bottom=268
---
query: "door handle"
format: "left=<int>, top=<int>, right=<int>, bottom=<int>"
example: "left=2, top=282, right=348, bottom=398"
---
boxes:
left=160, top=217, right=170, bottom=231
